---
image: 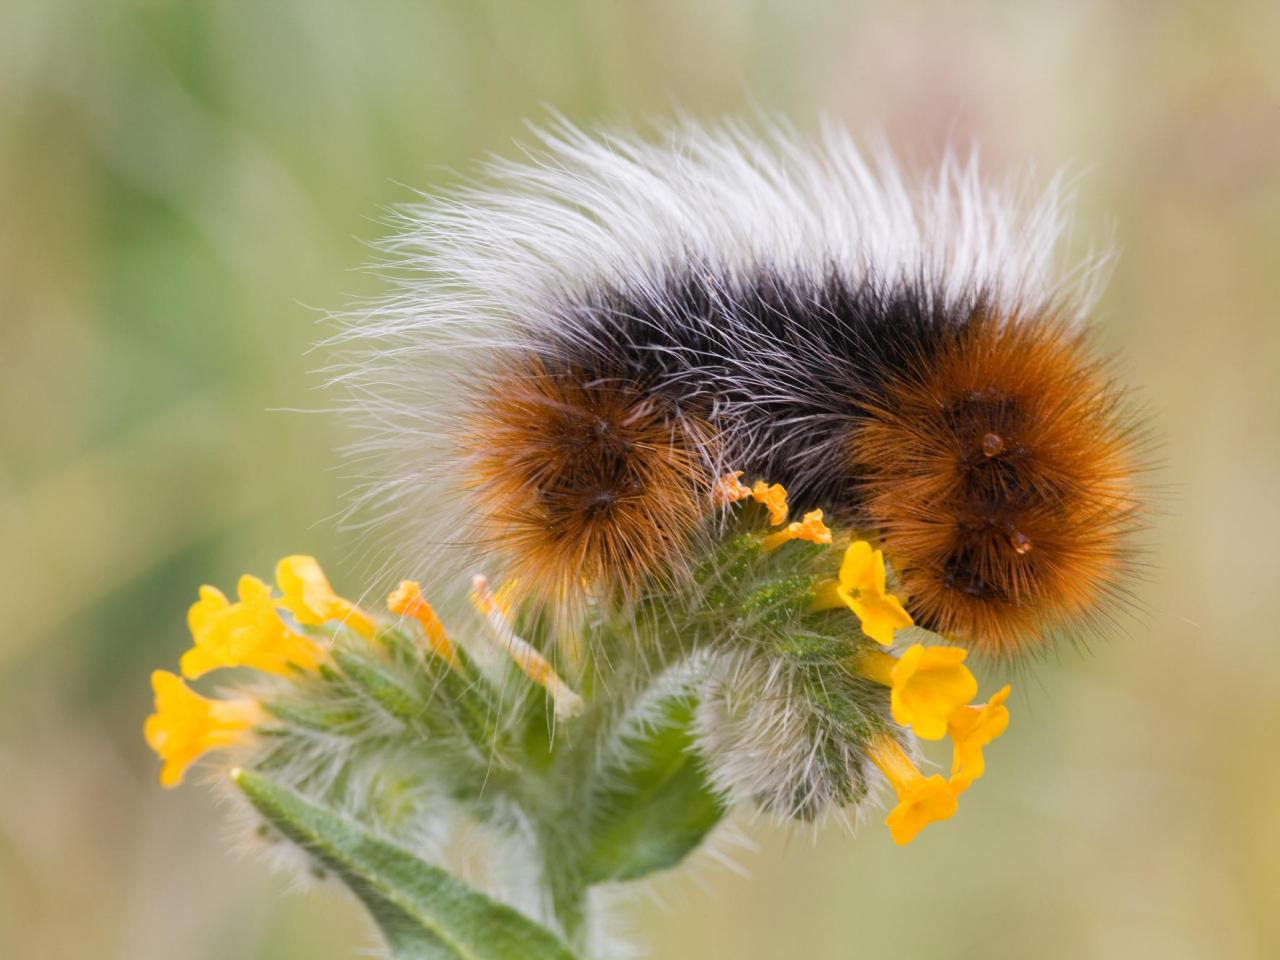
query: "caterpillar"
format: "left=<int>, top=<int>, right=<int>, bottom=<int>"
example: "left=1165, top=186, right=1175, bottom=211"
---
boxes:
left=338, top=120, right=1144, bottom=658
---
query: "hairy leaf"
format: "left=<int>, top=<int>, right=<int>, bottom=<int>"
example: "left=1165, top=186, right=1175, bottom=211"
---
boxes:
left=582, top=694, right=726, bottom=884
left=235, top=770, right=577, bottom=960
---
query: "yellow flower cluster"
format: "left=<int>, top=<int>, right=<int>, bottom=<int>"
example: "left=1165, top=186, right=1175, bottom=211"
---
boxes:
left=717, top=477, right=911, bottom=647
left=857, top=643, right=1011, bottom=843
left=715, top=473, right=833, bottom=553
left=144, top=555, right=388, bottom=788
left=714, top=474, right=1010, bottom=845
left=715, top=474, right=1010, bottom=845
left=145, top=517, right=1006, bottom=856
left=182, top=575, right=328, bottom=679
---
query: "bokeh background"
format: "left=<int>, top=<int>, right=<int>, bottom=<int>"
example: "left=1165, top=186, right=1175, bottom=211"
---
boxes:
left=3, top=1, right=1278, bottom=957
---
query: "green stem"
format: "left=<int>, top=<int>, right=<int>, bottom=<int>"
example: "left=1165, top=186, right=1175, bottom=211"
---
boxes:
left=546, top=864, right=587, bottom=949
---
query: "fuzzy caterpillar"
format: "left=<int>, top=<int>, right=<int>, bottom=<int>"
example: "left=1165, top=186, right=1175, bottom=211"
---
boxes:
left=337, top=119, right=1144, bottom=658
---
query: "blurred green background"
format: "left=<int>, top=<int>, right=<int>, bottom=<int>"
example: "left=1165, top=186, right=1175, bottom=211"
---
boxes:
left=2, top=1, right=1278, bottom=957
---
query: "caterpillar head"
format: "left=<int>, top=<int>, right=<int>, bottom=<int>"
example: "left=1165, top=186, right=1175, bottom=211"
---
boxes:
left=850, top=312, right=1144, bottom=657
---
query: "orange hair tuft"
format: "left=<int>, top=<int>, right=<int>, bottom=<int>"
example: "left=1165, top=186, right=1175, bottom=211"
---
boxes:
left=460, top=358, right=716, bottom=607
left=850, top=313, right=1144, bottom=657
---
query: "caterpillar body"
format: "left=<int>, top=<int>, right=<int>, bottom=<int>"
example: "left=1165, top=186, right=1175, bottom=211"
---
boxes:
left=339, top=120, right=1144, bottom=659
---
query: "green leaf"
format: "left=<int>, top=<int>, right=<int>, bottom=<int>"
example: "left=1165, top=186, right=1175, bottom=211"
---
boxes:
left=235, top=770, right=577, bottom=960
left=582, top=694, right=727, bottom=884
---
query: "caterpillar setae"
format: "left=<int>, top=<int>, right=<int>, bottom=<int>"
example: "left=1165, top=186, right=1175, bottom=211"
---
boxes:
left=337, top=119, right=1145, bottom=659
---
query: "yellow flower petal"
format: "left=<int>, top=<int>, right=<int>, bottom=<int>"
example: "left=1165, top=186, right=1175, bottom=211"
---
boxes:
left=884, top=774, right=959, bottom=845
left=387, top=580, right=458, bottom=666
left=186, top=584, right=229, bottom=636
left=888, top=644, right=979, bottom=740
left=842, top=540, right=892, bottom=596
left=949, top=684, right=1012, bottom=792
left=177, top=643, right=224, bottom=679
left=275, top=555, right=338, bottom=624
left=838, top=539, right=876, bottom=591
left=848, top=590, right=913, bottom=647
left=749, top=480, right=790, bottom=525
left=182, top=574, right=326, bottom=679
left=143, top=670, right=261, bottom=788
left=275, top=555, right=375, bottom=639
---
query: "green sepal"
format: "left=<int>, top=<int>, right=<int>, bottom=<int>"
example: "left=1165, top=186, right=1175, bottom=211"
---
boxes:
left=234, top=770, right=578, bottom=960
left=263, top=698, right=367, bottom=732
left=333, top=648, right=424, bottom=724
left=582, top=694, right=726, bottom=884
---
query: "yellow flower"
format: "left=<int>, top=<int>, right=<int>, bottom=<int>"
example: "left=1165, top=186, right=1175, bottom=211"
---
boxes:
left=712, top=470, right=753, bottom=505
left=387, top=580, right=459, bottom=666
left=143, top=670, right=262, bottom=788
left=181, top=575, right=327, bottom=679
left=760, top=509, right=833, bottom=552
left=275, top=555, right=375, bottom=639
left=949, top=684, right=1012, bottom=792
left=879, top=644, right=979, bottom=740
left=868, top=733, right=959, bottom=845
left=750, top=480, right=789, bottom=525
left=812, top=540, right=913, bottom=646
